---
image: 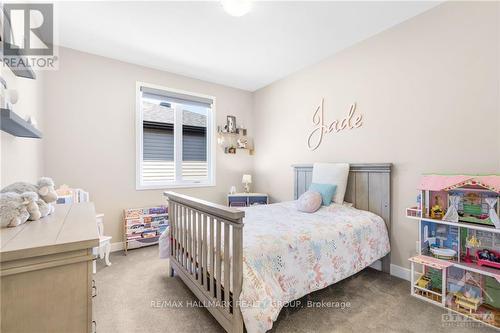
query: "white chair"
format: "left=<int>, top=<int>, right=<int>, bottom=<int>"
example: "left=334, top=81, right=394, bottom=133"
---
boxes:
left=93, top=214, right=112, bottom=274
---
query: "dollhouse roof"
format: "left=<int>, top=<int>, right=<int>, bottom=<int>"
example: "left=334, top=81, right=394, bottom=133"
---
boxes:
left=418, top=175, right=500, bottom=194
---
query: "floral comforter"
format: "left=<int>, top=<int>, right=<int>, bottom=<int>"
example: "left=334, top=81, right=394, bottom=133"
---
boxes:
left=238, top=201, right=390, bottom=333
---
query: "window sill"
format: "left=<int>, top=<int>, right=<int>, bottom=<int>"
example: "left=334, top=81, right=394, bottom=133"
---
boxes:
left=136, top=182, right=216, bottom=191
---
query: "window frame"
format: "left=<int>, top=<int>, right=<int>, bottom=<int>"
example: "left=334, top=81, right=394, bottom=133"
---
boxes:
left=136, top=81, right=216, bottom=190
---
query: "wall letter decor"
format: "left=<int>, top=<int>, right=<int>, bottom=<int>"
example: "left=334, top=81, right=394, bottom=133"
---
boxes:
left=307, top=98, right=363, bottom=151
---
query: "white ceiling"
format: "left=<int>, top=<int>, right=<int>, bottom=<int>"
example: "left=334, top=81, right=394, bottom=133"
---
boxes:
left=55, top=1, right=441, bottom=91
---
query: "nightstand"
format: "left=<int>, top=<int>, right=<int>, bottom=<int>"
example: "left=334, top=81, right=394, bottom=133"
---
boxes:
left=227, top=193, right=268, bottom=207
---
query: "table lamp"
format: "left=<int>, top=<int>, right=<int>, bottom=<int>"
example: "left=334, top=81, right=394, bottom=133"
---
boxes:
left=242, top=174, right=252, bottom=193
left=463, top=234, right=481, bottom=263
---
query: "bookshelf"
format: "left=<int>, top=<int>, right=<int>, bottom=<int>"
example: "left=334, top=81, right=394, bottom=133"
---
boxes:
left=123, top=205, right=168, bottom=254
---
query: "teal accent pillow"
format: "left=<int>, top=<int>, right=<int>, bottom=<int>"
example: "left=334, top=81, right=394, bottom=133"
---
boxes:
left=309, top=183, right=337, bottom=206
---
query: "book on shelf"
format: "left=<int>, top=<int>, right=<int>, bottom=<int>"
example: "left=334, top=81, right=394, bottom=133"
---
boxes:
left=55, top=186, right=90, bottom=204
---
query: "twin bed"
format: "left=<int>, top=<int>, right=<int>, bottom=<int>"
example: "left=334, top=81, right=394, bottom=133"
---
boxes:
left=165, top=163, right=392, bottom=333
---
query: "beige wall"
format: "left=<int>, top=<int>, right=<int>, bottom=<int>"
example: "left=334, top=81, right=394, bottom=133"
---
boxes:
left=252, top=1, right=500, bottom=269
left=43, top=48, right=253, bottom=242
left=1, top=69, right=44, bottom=187
left=3, top=1, right=499, bottom=270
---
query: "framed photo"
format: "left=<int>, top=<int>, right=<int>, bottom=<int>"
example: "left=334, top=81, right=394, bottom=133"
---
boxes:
left=227, top=115, right=236, bottom=133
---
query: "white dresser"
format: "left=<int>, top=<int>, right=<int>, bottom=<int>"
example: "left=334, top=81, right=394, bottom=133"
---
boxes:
left=0, top=203, right=99, bottom=333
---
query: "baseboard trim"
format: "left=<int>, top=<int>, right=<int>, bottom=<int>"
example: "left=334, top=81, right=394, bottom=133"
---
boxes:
left=111, top=241, right=124, bottom=252
left=390, top=263, right=411, bottom=281
left=370, top=260, right=410, bottom=281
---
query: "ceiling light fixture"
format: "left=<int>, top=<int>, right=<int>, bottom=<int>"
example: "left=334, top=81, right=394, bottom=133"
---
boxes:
left=221, top=0, right=252, bottom=17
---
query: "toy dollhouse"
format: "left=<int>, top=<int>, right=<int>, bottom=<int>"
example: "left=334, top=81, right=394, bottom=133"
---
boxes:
left=407, top=174, right=500, bottom=329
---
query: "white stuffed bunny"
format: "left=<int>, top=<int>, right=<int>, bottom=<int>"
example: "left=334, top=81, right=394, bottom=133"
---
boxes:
left=0, top=192, right=30, bottom=227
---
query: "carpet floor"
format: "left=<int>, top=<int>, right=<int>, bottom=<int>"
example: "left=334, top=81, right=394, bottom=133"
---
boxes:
left=94, top=246, right=497, bottom=333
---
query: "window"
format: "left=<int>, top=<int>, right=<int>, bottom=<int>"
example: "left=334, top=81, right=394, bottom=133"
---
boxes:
left=136, top=82, right=215, bottom=189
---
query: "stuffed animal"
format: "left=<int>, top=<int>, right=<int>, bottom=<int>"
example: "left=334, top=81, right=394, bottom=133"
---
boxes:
left=0, top=192, right=30, bottom=227
left=21, top=192, right=41, bottom=221
left=37, top=198, right=52, bottom=217
left=1, top=177, right=58, bottom=215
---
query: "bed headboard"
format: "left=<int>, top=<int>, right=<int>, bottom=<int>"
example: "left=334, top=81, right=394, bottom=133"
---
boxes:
left=292, top=163, right=392, bottom=240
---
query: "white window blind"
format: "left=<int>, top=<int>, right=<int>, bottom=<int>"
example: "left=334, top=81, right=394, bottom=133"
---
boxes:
left=137, top=83, right=215, bottom=189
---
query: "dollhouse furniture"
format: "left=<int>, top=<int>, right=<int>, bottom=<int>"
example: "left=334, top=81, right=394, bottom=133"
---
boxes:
left=455, top=292, right=482, bottom=314
left=407, top=174, right=500, bottom=329
left=227, top=193, right=268, bottom=207
left=477, top=249, right=500, bottom=269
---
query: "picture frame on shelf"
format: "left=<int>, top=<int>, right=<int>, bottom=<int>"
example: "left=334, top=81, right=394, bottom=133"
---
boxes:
left=227, top=115, right=236, bottom=133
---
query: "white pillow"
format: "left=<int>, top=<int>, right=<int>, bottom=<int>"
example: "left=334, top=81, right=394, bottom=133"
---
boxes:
left=312, top=163, right=349, bottom=204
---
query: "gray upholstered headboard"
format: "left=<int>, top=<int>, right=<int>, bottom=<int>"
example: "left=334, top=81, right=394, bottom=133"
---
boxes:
left=292, top=163, right=392, bottom=272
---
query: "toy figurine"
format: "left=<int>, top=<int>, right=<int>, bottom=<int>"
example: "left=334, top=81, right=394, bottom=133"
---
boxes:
left=476, top=249, right=500, bottom=269
left=430, top=196, right=444, bottom=219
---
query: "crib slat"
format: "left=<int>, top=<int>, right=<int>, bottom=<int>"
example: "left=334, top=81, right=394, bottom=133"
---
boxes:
left=210, top=217, right=215, bottom=296
left=207, top=216, right=215, bottom=296
left=193, top=211, right=198, bottom=277
left=188, top=208, right=193, bottom=274
left=178, top=205, right=182, bottom=265
left=175, top=205, right=182, bottom=264
left=183, top=206, right=187, bottom=269
left=179, top=205, right=182, bottom=266
left=192, top=210, right=196, bottom=276
left=202, top=214, right=207, bottom=287
left=175, top=203, right=180, bottom=262
left=224, top=223, right=230, bottom=310
left=190, top=209, right=193, bottom=272
left=192, top=210, right=196, bottom=275
left=197, top=212, right=202, bottom=284
left=232, top=224, right=243, bottom=329
left=184, top=206, right=188, bottom=271
left=216, top=219, right=222, bottom=301
left=170, top=203, right=175, bottom=257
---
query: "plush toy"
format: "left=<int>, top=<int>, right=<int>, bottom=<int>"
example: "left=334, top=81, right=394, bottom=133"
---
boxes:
left=0, top=192, right=30, bottom=227
left=21, top=192, right=41, bottom=221
left=1, top=177, right=58, bottom=215
left=36, top=198, right=53, bottom=217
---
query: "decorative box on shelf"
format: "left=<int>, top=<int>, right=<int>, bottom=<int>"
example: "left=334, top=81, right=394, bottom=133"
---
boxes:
left=406, top=174, right=500, bottom=329
left=123, top=205, right=168, bottom=254
left=227, top=193, right=268, bottom=207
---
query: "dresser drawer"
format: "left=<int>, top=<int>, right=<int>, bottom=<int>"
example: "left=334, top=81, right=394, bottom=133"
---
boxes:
left=228, top=196, right=248, bottom=207
left=249, top=196, right=268, bottom=205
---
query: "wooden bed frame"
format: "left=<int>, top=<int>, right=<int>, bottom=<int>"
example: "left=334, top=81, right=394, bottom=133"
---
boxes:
left=164, top=163, right=392, bottom=333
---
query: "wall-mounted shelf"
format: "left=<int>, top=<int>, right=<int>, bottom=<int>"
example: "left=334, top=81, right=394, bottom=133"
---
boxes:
left=0, top=42, right=37, bottom=80
left=1, top=108, right=42, bottom=138
left=217, top=130, right=254, bottom=155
